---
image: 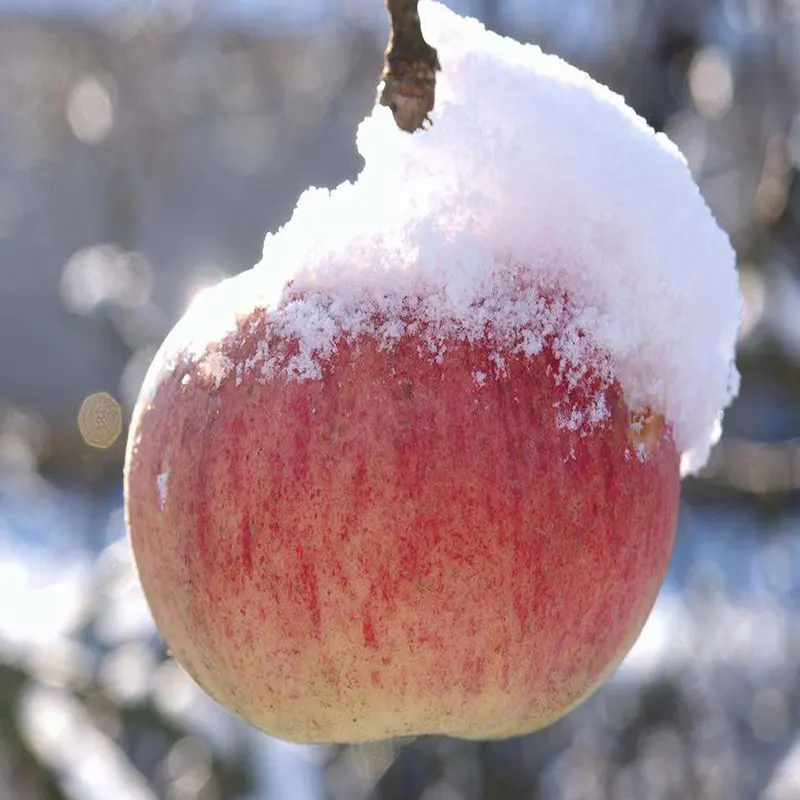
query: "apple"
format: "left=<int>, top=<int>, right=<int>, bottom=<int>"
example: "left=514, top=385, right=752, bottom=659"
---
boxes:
left=125, top=293, right=679, bottom=743
left=123, top=0, right=740, bottom=748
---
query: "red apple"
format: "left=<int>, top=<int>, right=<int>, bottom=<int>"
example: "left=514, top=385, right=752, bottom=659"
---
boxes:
left=125, top=296, right=679, bottom=743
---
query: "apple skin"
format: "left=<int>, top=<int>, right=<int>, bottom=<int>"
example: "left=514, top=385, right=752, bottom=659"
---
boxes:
left=125, top=303, right=680, bottom=744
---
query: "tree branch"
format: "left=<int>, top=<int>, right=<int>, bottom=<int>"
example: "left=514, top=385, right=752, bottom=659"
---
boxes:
left=378, top=0, right=440, bottom=133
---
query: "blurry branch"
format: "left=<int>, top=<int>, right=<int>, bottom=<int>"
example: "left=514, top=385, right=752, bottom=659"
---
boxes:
left=694, top=436, right=800, bottom=496
left=0, top=662, right=68, bottom=800
left=366, top=738, right=442, bottom=799
left=378, top=0, right=440, bottom=132
left=20, top=684, right=159, bottom=800
left=0, top=599, right=252, bottom=800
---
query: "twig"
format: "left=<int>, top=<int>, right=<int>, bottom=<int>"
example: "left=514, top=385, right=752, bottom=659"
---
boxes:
left=378, top=0, right=440, bottom=133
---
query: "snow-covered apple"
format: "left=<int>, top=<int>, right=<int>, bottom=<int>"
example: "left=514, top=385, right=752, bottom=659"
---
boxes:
left=125, top=1, right=740, bottom=743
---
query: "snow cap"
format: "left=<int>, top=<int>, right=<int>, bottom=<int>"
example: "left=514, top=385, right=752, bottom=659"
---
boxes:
left=163, top=0, right=741, bottom=473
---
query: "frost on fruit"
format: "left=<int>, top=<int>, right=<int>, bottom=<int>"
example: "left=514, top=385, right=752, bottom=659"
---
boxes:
left=150, top=0, right=740, bottom=474
left=157, top=470, right=169, bottom=511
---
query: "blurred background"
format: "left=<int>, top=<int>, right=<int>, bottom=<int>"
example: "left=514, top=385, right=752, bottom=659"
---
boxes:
left=0, top=0, right=799, bottom=798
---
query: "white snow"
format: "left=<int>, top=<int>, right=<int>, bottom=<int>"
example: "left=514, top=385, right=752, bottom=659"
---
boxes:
left=145, top=0, right=740, bottom=473
left=472, top=371, right=487, bottom=387
left=156, top=471, right=169, bottom=512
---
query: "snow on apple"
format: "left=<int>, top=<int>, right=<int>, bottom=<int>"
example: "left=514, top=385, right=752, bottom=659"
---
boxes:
left=124, top=1, right=740, bottom=743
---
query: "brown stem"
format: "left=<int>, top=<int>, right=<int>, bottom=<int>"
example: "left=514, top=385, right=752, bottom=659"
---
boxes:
left=378, top=0, right=440, bottom=133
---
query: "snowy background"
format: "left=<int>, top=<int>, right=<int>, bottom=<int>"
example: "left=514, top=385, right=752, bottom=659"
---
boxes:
left=1, top=0, right=800, bottom=799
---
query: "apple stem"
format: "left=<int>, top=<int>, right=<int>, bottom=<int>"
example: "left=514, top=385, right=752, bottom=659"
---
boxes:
left=378, top=0, right=441, bottom=133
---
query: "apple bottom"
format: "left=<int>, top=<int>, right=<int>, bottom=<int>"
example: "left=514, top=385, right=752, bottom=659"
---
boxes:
left=126, top=319, right=679, bottom=743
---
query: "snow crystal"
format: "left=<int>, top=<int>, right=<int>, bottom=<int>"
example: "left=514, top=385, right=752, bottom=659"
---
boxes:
left=157, top=471, right=169, bottom=511
left=144, top=0, right=740, bottom=473
left=198, top=352, right=234, bottom=388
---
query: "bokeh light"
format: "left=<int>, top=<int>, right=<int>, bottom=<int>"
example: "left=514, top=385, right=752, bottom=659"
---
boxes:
left=689, top=47, right=734, bottom=120
left=77, top=392, right=123, bottom=449
left=66, top=75, right=115, bottom=144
